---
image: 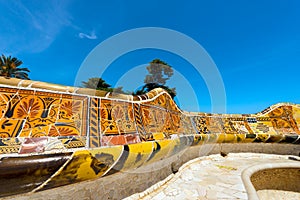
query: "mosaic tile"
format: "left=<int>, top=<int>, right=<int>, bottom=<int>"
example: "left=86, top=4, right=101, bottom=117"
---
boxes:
left=168, top=136, right=194, bottom=156
left=145, top=139, right=176, bottom=164
left=163, top=111, right=181, bottom=134
left=38, top=146, right=123, bottom=191
left=19, top=137, right=48, bottom=154
left=217, top=133, right=237, bottom=143
left=132, top=103, right=147, bottom=139
left=0, top=78, right=299, bottom=197
left=279, top=134, right=299, bottom=143
left=0, top=138, right=22, bottom=153
left=150, top=132, right=164, bottom=141
left=120, top=142, right=154, bottom=171
left=191, top=134, right=203, bottom=146
left=180, top=115, right=195, bottom=135
left=244, top=133, right=257, bottom=143
left=231, top=121, right=249, bottom=134
left=0, top=152, right=72, bottom=197
left=253, top=133, right=270, bottom=143
left=191, top=116, right=208, bottom=134
left=101, top=134, right=141, bottom=146
left=0, top=118, right=24, bottom=138
left=265, top=134, right=284, bottom=143
left=100, top=99, right=136, bottom=135
left=59, top=136, right=86, bottom=148
left=0, top=87, right=88, bottom=154
left=112, top=102, right=136, bottom=134
left=89, top=97, right=101, bottom=147
left=140, top=105, right=166, bottom=134
left=235, top=133, right=246, bottom=143
left=209, top=117, right=226, bottom=134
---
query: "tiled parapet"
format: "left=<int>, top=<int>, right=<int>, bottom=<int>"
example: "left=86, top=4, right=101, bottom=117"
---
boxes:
left=0, top=77, right=299, bottom=197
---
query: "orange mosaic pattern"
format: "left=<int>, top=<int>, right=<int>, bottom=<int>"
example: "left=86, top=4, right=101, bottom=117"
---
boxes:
left=0, top=82, right=299, bottom=150
left=0, top=77, right=299, bottom=197
left=0, top=87, right=88, bottom=154
left=0, top=83, right=299, bottom=154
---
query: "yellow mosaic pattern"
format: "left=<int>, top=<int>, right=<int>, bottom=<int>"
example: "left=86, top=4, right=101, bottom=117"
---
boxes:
left=0, top=87, right=88, bottom=154
left=0, top=77, right=299, bottom=197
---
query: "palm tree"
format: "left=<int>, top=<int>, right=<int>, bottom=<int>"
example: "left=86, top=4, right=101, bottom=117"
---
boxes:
left=0, top=54, right=30, bottom=79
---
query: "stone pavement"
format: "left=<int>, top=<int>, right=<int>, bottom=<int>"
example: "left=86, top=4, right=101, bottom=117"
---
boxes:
left=257, top=190, right=300, bottom=200
left=125, top=153, right=300, bottom=200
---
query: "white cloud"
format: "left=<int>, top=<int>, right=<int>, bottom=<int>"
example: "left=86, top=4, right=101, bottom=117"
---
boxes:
left=0, top=0, right=72, bottom=54
left=78, top=31, right=97, bottom=40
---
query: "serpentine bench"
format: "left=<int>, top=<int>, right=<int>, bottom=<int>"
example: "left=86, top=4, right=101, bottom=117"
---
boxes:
left=0, top=77, right=299, bottom=199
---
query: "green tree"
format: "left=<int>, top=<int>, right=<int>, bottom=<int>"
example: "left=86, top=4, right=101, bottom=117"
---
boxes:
left=144, top=59, right=174, bottom=85
left=134, top=83, right=176, bottom=98
left=82, top=77, right=130, bottom=94
left=82, top=77, right=111, bottom=90
left=113, top=86, right=129, bottom=94
left=0, top=54, right=30, bottom=79
left=134, top=59, right=176, bottom=98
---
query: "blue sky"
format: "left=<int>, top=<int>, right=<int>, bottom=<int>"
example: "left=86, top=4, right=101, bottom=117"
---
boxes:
left=0, top=0, right=299, bottom=113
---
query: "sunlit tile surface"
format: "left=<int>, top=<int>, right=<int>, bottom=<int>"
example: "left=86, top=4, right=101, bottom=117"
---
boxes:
left=0, top=77, right=298, bottom=197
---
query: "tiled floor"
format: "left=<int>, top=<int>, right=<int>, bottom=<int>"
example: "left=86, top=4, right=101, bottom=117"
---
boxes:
left=257, top=190, right=300, bottom=200
left=125, top=153, right=300, bottom=200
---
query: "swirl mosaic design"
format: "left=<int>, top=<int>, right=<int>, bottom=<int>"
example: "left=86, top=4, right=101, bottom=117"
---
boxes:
left=0, top=77, right=299, bottom=197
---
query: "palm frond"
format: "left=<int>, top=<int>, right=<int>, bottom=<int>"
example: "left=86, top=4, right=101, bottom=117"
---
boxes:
left=0, top=54, right=30, bottom=79
left=15, top=68, right=30, bottom=72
